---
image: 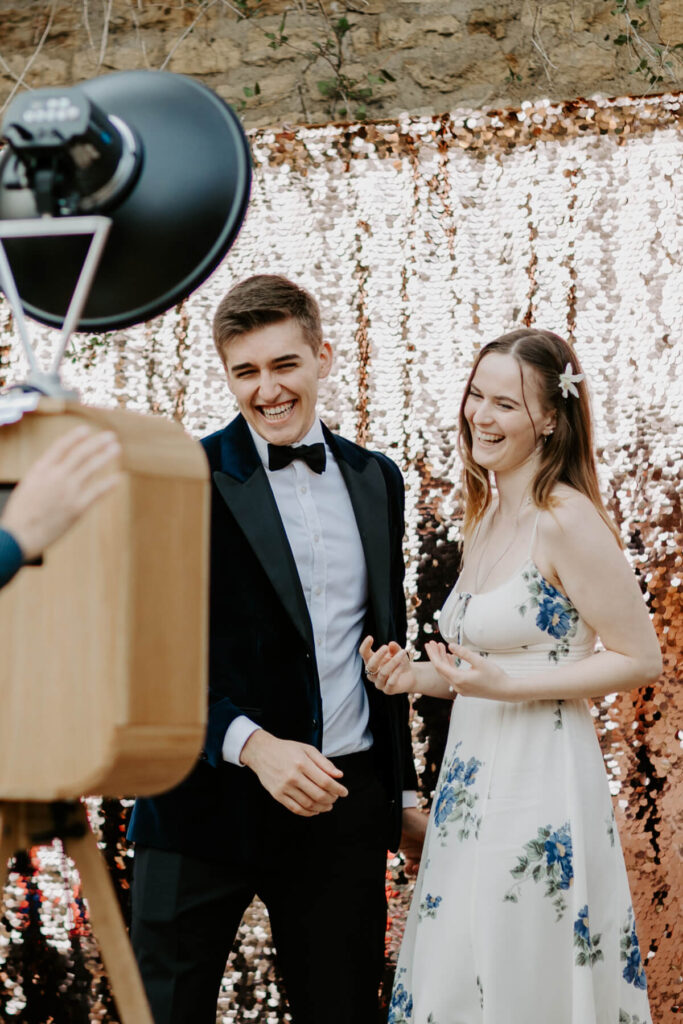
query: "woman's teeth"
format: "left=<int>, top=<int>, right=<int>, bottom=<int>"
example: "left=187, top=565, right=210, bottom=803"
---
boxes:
left=476, top=430, right=504, bottom=443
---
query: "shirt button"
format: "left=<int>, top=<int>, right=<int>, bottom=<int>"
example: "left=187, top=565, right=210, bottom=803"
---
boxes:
left=314, top=586, right=322, bottom=596
left=313, top=534, right=320, bottom=543
left=312, top=718, right=319, bottom=729
left=300, top=485, right=308, bottom=494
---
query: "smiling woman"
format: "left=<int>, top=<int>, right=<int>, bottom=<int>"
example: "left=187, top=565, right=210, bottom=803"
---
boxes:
left=361, top=327, right=662, bottom=1024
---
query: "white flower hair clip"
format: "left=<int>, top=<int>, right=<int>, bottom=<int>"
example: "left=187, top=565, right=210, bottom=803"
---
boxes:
left=558, top=362, right=584, bottom=399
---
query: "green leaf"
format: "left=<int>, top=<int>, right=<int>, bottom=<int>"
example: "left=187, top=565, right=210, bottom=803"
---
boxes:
left=614, top=33, right=629, bottom=44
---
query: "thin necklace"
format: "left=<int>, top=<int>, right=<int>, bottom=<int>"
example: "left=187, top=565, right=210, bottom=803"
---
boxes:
left=473, top=495, right=533, bottom=593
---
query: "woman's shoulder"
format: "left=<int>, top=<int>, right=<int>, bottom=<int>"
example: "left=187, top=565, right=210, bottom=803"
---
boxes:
left=539, top=486, right=612, bottom=544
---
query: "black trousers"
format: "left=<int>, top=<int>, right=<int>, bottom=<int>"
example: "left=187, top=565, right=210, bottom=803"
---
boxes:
left=131, top=752, right=390, bottom=1024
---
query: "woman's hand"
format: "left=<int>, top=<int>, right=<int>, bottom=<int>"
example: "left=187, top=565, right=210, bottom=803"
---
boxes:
left=359, top=636, right=416, bottom=695
left=425, top=641, right=520, bottom=701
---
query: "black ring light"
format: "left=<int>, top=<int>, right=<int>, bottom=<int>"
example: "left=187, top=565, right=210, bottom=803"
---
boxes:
left=0, top=71, right=252, bottom=332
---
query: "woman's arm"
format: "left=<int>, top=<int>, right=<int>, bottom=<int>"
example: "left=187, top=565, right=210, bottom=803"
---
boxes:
left=427, top=493, right=663, bottom=702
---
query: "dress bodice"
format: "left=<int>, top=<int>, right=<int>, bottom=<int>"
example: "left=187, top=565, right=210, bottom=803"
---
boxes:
left=438, top=558, right=596, bottom=676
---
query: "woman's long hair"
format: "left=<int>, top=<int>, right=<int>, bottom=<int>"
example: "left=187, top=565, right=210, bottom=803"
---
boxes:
left=458, top=328, right=622, bottom=546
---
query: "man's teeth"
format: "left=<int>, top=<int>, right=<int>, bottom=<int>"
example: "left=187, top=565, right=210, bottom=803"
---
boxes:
left=476, top=430, right=504, bottom=443
left=261, top=401, right=295, bottom=421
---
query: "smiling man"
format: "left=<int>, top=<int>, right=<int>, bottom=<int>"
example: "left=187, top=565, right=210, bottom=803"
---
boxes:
left=128, top=274, right=424, bottom=1024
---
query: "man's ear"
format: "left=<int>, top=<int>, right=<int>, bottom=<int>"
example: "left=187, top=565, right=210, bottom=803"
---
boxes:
left=318, top=341, right=334, bottom=380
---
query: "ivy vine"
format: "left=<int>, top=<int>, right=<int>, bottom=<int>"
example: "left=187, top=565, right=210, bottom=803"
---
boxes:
left=608, top=0, right=683, bottom=88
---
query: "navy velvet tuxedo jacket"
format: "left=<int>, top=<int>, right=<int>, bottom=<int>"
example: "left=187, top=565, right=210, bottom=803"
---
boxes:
left=128, top=414, right=417, bottom=859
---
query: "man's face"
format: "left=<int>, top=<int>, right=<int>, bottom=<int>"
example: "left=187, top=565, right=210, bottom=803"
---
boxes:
left=222, top=318, right=333, bottom=445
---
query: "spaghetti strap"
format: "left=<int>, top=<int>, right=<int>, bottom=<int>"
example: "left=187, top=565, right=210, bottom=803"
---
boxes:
left=462, top=505, right=492, bottom=569
left=527, top=508, right=542, bottom=559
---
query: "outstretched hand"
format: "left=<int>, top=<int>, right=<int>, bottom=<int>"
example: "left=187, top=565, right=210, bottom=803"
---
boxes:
left=359, top=635, right=415, bottom=695
left=425, top=641, right=519, bottom=701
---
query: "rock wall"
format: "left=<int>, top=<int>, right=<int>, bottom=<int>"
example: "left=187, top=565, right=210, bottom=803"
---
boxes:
left=0, top=0, right=682, bottom=128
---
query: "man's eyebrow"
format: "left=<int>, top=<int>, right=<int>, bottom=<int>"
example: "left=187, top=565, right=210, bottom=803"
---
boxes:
left=271, top=353, right=302, bottom=364
left=230, top=353, right=303, bottom=373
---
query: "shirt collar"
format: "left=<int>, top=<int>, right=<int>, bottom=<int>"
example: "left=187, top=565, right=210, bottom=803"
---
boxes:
left=247, top=418, right=326, bottom=468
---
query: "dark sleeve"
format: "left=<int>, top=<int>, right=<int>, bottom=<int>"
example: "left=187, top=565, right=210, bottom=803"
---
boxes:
left=0, top=528, right=24, bottom=590
left=377, top=453, right=418, bottom=792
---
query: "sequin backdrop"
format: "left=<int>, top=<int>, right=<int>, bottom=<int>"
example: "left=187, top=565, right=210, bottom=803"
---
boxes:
left=0, top=95, right=680, bottom=1022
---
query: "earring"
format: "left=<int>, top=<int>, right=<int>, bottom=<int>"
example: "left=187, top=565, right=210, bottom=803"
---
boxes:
left=543, top=430, right=554, bottom=444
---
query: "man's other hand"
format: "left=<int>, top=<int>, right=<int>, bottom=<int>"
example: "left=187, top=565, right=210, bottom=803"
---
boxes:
left=239, top=730, right=349, bottom=816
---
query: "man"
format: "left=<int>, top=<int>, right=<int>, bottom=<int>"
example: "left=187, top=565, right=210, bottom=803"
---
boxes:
left=0, top=425, right=120, bottom=590
left=128, top=275, right=425, bottom=1024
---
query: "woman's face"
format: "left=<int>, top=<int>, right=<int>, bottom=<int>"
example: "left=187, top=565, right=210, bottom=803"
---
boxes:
left=464, top=352, right=555, bottom=474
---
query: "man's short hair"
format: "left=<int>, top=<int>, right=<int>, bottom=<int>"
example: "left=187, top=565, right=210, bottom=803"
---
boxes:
left=213, top=275, right=323, bottom=358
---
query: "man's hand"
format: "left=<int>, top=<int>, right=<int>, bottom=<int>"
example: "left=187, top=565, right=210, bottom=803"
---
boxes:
left=1, top=425, right=121, bottom=561
left=399, top=806, right=428, bottom=876
left=239, top=729, right=349, bottom=817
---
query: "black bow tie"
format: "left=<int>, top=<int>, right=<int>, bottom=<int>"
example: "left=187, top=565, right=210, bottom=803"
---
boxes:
left=268, top=442, right=326, bottom=474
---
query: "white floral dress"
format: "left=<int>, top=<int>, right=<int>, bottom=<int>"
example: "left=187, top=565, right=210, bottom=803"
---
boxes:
left=389, top=538, right=652, bottom=1024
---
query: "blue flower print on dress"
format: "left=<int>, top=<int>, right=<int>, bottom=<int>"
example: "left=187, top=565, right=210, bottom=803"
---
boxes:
left=504, top=821, right=573, bottom=920
left=544, top=826, right=574, bottom=890
left=388, top=968, right=413, bottom=1024
left=433, top=742, right=483, bottom=844
left=536, top=596, right=574, bottom=638
left=517, top=568, right=579, bottom=661
left=418, top=893, right=442, bottom=920
left=621, top=907, right=647, bottom=990
left=574, top=905, right=604, bottom=967
left=619, top=1013, right=648, bottom=1024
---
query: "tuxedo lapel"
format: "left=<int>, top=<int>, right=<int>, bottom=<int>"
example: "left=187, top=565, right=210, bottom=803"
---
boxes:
left=326, top=429, right=392, bottom=641
left=212, top=418, right=314, bottom=651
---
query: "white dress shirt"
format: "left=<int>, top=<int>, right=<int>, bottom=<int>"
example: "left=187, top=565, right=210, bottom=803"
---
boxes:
left=222, top=419, right=373, bottom=762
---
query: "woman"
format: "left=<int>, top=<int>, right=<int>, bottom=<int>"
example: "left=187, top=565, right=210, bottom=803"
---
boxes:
left=361, top=329, right=661, bottom=1024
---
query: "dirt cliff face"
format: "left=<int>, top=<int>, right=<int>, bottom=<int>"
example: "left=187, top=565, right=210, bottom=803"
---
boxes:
left=0, top=1, right=681, bottom=127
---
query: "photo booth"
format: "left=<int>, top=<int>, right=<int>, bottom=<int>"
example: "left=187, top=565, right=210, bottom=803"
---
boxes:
left=0, top=70, right=251, bottom=1021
